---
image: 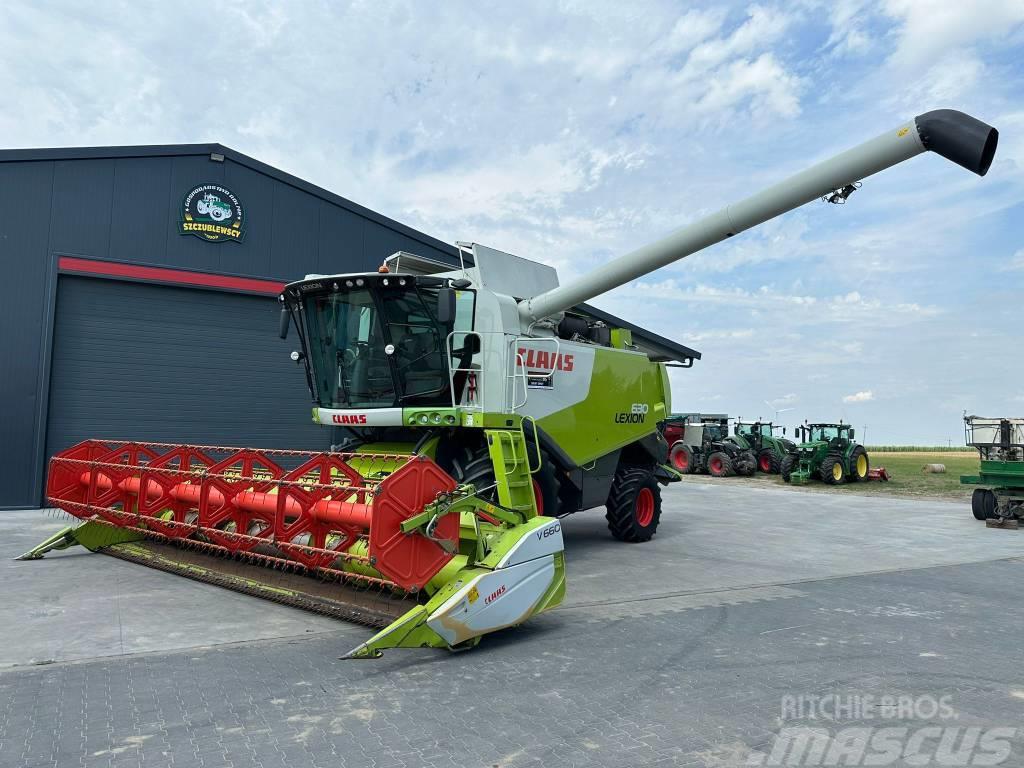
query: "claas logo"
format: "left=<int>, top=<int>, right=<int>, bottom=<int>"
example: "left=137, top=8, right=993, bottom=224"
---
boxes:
left=516, top=348, right=574, bottom=371
left=332, top=413, right=368, bottom=424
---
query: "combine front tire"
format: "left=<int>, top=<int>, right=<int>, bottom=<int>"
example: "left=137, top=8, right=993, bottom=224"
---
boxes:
left=781, top=454, right=796, bottom=483
left=820, top=453, right=846, bottom=485
left=849, top=446, right=869, bottom=482
left=453, top=443, right=561, bottom=516
left=669, top=443, right=694, bottom=474
left=758, top=449, right=781, bottom=474
left=606, top=467, right=662, bottom=542
left=707, top=452, right=734, bottom=477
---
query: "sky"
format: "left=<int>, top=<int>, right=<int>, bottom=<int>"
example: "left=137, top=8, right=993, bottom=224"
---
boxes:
left=2, top=0, right=1023, bottom=444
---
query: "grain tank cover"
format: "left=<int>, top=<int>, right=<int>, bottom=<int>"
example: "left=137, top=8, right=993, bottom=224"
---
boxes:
left=460, top=241, right=559, bottom=299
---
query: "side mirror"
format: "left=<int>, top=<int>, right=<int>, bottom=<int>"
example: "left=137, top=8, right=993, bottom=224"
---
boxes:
left=278, top=306, right=291, bottom=339
left=849, top=428, right=855, bottom=439
left=437, top=287, right=456, bottom=324
left=782, top=427, right=787, bottom=436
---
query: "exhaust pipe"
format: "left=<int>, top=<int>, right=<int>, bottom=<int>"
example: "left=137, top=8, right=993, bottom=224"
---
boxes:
left=519, top=109, right=999, bottom=323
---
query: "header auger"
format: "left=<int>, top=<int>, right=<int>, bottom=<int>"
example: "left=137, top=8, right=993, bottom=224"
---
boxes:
left=24, top=109, right=997, bottom=657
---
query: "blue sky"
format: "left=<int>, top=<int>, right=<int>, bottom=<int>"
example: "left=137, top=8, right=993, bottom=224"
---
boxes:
left=3, top=1, right=1023, bottom=443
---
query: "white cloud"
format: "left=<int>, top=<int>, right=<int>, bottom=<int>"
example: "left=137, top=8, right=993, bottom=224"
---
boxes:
left=1000, top=249, right=1024, bottom=272
left=843, top=391, right=875, bottom=403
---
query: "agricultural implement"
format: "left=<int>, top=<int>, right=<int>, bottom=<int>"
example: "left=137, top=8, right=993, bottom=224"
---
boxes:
left=961, top=415, right=1024, bottom=528
left=23, top=109, right=998, bottom=656
left=782, top=423, right=870, bottom=485
left=733, top=421, right=794, bottom=474
left=667, top=416, right=756, bottom=477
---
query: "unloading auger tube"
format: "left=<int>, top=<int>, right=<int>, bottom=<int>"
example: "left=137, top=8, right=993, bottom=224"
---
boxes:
left=519, top=109, right=998, bottom=323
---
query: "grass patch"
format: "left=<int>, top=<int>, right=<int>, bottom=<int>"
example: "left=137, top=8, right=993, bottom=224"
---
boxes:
left=682, top=451, right=981, bottom=501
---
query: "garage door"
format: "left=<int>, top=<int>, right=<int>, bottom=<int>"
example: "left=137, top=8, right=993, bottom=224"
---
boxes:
left=44, top=276, right=332, bottom=495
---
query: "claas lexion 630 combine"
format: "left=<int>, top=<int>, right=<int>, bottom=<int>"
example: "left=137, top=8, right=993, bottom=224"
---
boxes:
left=22, top=110, right=997, bottom=658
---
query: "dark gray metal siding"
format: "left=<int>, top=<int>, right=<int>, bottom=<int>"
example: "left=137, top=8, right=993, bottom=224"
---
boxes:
left=45, top=276, right=329, bottom=466
left=0, top=149, right=456, bottom=508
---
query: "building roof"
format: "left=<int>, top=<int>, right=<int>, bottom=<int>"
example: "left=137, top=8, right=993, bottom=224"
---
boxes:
left=0, top=142, right=700, bottom=364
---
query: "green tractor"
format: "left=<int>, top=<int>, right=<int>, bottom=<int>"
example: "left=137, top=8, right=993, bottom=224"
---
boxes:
left=781, top=423, right=870, bottom=485
left=733, top=420, right=795, bottom=474
left=666, top=416, right=756, bottom=477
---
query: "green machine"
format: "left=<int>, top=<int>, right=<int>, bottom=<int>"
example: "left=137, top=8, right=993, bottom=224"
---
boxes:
left=23, top=109, right=999, bottom=657
left=782, top=423, right=870, bottom=485
left=961, top=415, right=1024, bottom=525
left=733, top=421, right=795, bottom=474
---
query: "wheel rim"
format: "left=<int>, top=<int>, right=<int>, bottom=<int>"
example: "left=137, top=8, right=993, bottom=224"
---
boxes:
left=759, top=455, right=771, bottom=472
left=832, top=463, right=843, bottom=481
left=710, top=457, right=722, bottom=473
left=856, top=454, right=867, bottom=476
left=635, top=487, right=654, bottom=527
left=532, top=478, right=544, bottom=516
left=673, top=450, right=689, bottom=471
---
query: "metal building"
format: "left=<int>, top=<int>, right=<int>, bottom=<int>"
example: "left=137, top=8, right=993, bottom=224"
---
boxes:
left=0, top=143, right=698, bottom=509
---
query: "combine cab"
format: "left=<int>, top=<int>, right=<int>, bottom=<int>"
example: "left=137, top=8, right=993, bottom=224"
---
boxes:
left=782, top=423, right=870, bottom=485
left=22, top=108, right=999, bottom=656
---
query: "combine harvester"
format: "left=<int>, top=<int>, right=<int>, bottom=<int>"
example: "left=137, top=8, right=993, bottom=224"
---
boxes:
left=21, top=110, right=998, bottom=657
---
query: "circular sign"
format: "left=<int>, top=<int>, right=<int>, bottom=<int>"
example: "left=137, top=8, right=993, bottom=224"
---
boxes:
left=179, top=184, right=245, bottom=243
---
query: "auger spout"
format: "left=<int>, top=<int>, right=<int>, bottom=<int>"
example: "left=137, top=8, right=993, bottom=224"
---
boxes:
left=518, top=109, right=998, bottom=323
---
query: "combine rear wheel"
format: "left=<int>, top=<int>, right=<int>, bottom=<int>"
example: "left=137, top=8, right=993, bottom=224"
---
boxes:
left=820, top=453, right=846, bottom=485
left=606, top=466, right=662, bottom=542
left=669, top=443, right=694, bottom=474
left=849, top=446, right=869, bottom=482
left=758, top=449, right=781, bottom=474
left=707, top=452, right=734, bottom=477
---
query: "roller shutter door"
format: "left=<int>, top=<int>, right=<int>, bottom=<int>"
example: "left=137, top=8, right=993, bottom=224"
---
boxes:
left=44, top=276, right=330, bottom=494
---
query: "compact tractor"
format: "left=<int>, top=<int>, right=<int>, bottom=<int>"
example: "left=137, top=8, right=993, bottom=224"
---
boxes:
left=733, top=420, right=795, bottom=474
left=667, top=416, right=756, bottom=477
left=782, top=423, right=870, bottom=485
left=961, top=415, right=1024, bottom=527
left=21, top=109, right=998, bottom=657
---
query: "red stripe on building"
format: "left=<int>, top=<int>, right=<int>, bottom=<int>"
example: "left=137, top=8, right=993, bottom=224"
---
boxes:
left=57, top=257, right=285, bottom=295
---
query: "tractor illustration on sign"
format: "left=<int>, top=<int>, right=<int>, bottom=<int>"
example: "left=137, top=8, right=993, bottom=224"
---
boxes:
left=196, top=192, right=233, bottom=221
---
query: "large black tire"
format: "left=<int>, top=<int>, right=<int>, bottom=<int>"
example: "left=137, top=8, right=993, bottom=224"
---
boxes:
left=849, top=446, right=869, bottom=482
left=605, top=466, right=662, bottom=542
left=707, top=451, right=734, bottom=477
left=451, top=443, right=561, bottom=517
left=669, top=442, right=695, bottom=474
left=781, top=453, right=796, bottom=483
left=757, top=448, right=781, bottom=474
left=735, top=451, right=756, bottom=476
left=982, top=489, right=998, bottom=520
left=820, top=452, right=846, bottom=485
left=971, top=489, right=988, bottom=521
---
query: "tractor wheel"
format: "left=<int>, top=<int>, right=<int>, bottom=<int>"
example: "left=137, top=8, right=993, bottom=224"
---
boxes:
left=820, top=453, right=846, bottom=485
left=781, top=454, right=796, bottom=483
left=736, top=451, right=756, bottom=476
left=757, top=449, right=781, bottom=474
left=451, top=443, right=561, bottom=517
left=669, top=442, right=694, bottom=474
left=849, top=446, right=869, bottom=482
left=707, top=451, right=734, bottom=477
left=606, top=466, right=662, bottom=542
left=971, top=489, right=988, bottom=521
